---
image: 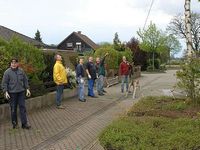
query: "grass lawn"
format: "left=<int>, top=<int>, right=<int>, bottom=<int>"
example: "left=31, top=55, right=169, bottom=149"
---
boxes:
left=99, top=96, right=200, bottom=150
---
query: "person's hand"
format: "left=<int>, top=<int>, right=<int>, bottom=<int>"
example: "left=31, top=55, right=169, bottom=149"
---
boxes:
left=26, top=89, right=31, bottom=97
left=80, top=78, right=84, bottom=84
left=88, top=74, right=91, bottom=79
left=4, top=91, right=10, bottom=100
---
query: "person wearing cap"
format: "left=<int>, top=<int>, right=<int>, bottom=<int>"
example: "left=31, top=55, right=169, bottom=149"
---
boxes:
left=53, top=54, right=67, bottom=109
left=1, top=58, right=31, bottom=129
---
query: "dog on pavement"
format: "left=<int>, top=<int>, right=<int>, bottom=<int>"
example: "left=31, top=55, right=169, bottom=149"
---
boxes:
left=125, top=79, right=140, bottom=99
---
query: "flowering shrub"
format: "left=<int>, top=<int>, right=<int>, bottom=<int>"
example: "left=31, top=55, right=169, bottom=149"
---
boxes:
left=66, top=67, right=77, bottom=89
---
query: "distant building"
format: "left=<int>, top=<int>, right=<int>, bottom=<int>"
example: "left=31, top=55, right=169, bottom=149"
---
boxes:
left=0, top=25, right=49, bottom=48
left=57, top=31, right=99, bottom=52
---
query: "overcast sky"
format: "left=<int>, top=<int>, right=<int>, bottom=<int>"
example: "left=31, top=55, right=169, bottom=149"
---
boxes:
left=0, top=0, right=200, bottom=50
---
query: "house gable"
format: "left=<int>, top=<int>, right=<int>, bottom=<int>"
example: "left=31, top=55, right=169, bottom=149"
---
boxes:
left=57, top=31, right=99, bottom=51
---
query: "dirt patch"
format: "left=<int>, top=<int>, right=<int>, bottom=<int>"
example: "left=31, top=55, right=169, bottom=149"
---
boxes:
left=130, top=97, right=200, bottom=119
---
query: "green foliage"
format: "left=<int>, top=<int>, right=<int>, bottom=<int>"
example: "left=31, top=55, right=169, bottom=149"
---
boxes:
left=113, top=32, right=122, bottom=51
left=0, top=47, right=12, bottom=81
left=68, top=55, right=78, bottom=68
left=0, top=37, right=8, bottom=46
left=176, top=58, right=200, bottom=104
left=94, top=45, right=119, bottom=69
left=165, top=34, right=182, bottom=57
left=0, top=36, right=46, bottom=104
left=147, top=58, right=160, bottom=69
left=159, top=64, right=166, bottom=71
left=120, top=48, right=133, bottom=62
left=34, top=29, right=42, bottom=42
left=5, top=36, right=45, bottom=80
left=99, top=96, right=200, bottom=149
left=40, top=52, right=55, bottom=82
left=100, top=117, right=200, bottom=150
left=0, top=46, right=12, bottom=104
left=137, top=22, right=166, bottom=54
left=137, top=22, right=168, bottom=70
left=168, top=59, right=183, bottom=65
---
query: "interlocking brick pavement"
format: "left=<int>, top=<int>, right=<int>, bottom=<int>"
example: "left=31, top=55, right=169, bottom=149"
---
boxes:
left=0, top=70, right=178, bottom=150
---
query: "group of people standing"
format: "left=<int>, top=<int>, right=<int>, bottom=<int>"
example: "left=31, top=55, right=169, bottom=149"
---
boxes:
left=76, top=52, right=109, bottom=102
left=1, top=53, right=131, bottom=129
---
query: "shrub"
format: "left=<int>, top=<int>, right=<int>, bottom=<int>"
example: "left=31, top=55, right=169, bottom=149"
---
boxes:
left=5, top=36, right=45, bottom=81
left=147, top=58, right=160, bottom=69
left=147, top=65, right=154, bottom=71
left=68, top=54, right=79, bottom=68
left=99, top=117, right=200, bottom=150
left=99, top=96, right=200, bottom=149
left=40, top=52, right=55, bottom=82
left=176, top=58, right=200, bottom=105
left=160, top=64, right=166, bottom=71
left=94, top=45, right=133, bottom=70
left=0, top=47, right=12, bottom=81
left=94, top=46, right=119, bottom=69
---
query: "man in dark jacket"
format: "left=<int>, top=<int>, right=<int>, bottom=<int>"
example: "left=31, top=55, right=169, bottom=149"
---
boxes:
left=96, top=52, right=109, bottom=95
left=85, top=56, right=97, bottom=98
left=1, top=58, right=31, bottom=129
left=76, top=58, right=86, bottom=102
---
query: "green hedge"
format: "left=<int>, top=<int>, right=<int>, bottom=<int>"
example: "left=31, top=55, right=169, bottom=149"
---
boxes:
left=94, top=45, right=133, bottom=69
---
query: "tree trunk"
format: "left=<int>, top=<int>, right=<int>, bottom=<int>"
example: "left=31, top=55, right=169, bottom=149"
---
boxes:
left=184, top=0, right=194, bottom=57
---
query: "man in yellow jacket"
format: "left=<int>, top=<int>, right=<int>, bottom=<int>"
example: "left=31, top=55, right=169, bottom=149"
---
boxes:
left=53, top=54, right=67, bottom=109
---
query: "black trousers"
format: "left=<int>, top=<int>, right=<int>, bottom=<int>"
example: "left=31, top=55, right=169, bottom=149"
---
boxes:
left=9, top=91, right=27, bottom=126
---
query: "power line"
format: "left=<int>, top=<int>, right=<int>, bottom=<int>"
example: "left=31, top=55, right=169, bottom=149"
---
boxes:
left=143, top=0, right=155, bottom=30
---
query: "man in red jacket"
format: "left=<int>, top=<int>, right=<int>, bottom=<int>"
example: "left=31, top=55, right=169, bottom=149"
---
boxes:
left=119, top=56, right=130, bottom=93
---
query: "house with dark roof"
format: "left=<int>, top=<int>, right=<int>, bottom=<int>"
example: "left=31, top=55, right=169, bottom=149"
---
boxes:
left=0, top=25, right=48, bottom=48
left=57, top=31, right=99, bottom=52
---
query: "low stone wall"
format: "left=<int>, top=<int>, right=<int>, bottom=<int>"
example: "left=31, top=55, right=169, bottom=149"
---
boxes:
left=0, top=88, right=78, bottom=122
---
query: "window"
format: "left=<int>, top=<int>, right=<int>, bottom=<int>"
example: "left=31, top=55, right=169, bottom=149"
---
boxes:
left=76, top=42, right=81, bottom=51
left=67, top=43, right=73, bottom=48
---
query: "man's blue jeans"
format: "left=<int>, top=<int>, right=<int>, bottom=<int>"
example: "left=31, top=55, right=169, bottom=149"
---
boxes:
left=96, top=75, right=104, bottom=95
left=88, top=79, right=95, bottom=96
left=77, top=77, right=85, bottom=100
left=9, top=91, right=27, bottom=126
left=56, top=85, right=64, bottom=106
left=121, top=75, right=129, bottom=92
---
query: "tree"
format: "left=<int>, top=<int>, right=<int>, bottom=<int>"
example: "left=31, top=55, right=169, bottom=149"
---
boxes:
left=137, top=22, right=166, bottom=70
left=126, top=37, right=148, bottom=70
left=34, top=29, right=42, bottom=42
left=165, top=34, right=182, bottom=58
left=167, top=12, right=199, bottom=55
left=113, top=32, right=122, bottom=51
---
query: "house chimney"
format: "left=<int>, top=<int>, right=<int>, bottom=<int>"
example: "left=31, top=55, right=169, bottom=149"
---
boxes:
left=77, top=31, right=81, bottom=34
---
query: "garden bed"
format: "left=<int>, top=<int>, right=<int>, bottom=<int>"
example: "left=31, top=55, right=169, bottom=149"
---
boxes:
left=99, top=96, right=200, bottom=150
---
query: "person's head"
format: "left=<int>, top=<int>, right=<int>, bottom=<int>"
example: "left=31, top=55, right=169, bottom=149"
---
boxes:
left=10, top=58, right=19, bottom=69
left=96, top=57, right=100, bottom=64
left=88, top=56, right=93, bottom=62
left=54, top=54, right=62, bottom=61
left=79, top=58, right=84, bottom=64
left=122, top=56, right=126, bottom=62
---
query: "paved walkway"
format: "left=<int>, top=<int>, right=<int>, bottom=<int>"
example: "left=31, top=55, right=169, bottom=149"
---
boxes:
left=0, top=70, right=179, bottom=150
